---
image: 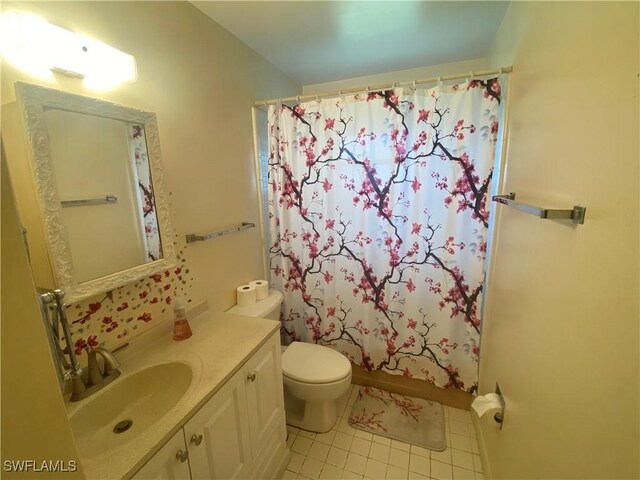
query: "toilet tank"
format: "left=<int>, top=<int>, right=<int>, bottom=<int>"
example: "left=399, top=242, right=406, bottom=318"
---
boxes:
left=226, top=289, right=283, bottom=319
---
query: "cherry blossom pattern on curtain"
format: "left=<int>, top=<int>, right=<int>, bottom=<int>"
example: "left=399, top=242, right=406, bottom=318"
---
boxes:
left=267, top=79, right=501, bottom=393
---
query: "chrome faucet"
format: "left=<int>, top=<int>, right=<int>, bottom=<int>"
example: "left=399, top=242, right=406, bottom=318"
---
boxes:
left=69, top=343, right=127, bottom=401
left=39, top=288, right=129, bottom=402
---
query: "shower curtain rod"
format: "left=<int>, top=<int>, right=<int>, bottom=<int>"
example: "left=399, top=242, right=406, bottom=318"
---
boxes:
left=254, top=65, right=512, bottom=107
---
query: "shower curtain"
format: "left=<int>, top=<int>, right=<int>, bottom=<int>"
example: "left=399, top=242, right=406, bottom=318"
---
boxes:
left=266, top=79, right=501, bottom=393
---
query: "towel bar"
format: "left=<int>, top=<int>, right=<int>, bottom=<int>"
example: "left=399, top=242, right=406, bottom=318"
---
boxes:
left=61, top=195, right=118, bottom=207
left=492, top=193, right=586, bottom=224
left=186, top=222, right=255, bottom=243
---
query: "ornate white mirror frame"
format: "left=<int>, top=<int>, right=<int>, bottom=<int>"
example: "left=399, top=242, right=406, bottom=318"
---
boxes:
left=15, top=82, right=176, bottom=303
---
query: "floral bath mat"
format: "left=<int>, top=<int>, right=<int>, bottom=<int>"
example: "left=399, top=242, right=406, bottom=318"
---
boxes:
left=347, top=386, right=446, bottom=451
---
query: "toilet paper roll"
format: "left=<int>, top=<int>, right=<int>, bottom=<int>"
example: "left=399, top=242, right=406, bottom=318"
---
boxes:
left=471, top=393, right=503, bottom=418
left=250, top=280, right=269, bottom=300
left=236, top=284, right=257, bottom=307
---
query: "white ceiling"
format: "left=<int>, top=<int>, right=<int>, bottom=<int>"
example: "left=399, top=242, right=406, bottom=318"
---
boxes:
left=191, top=1, right=509, bottom=85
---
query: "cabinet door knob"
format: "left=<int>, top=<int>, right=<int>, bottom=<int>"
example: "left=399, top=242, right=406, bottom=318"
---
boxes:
left=190, top=434, right=203, bottom=446
left=176, top=449, right=189, bottom=463
left=247, top=372, right=257, bottom=382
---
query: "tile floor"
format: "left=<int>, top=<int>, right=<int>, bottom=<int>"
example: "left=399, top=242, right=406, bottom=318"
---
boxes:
left=282, top=384, right=483, bottom=480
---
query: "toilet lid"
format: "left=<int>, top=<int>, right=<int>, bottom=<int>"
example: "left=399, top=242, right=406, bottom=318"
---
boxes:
left=282, top=342, right=351, bottom=384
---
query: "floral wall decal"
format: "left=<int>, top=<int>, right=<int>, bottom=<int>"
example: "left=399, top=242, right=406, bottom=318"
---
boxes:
left=66, top=239, right=194, bottom=356
left=268, top=79, right=501, bottom=393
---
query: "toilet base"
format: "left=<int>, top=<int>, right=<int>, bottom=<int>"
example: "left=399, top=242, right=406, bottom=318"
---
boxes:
left=284, top=391, right=339, bottom=433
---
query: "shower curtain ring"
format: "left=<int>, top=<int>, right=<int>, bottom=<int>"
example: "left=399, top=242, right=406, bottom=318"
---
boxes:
left=437, top=76, right=442, bottom=86
left=296, top=95, right=301, bottom=104
left=412, top=80, right=417, bottom=89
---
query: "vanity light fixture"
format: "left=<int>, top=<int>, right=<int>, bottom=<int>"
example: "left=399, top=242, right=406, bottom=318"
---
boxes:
left=0, top=11, right=137, bottom=88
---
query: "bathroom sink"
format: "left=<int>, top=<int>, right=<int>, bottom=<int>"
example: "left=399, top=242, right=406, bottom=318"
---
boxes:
left=69, top=362, right=193, bottom=459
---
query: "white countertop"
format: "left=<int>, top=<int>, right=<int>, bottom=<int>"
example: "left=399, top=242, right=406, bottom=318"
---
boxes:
left=66, top=308, right=280, bottom=479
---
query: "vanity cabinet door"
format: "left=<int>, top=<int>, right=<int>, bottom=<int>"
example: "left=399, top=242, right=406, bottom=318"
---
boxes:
left=184, top=369, right=252, bottom=480
left=243, top=332, right=285, bottom=457
left=131, top=429, right=191, bottom=480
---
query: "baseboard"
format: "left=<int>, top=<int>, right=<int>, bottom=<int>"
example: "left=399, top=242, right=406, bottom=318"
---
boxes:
left=350, top=363, right=473, bottom=410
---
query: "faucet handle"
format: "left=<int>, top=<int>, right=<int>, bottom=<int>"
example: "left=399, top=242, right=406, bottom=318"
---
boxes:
left=112, top=342, right=129, bottom=354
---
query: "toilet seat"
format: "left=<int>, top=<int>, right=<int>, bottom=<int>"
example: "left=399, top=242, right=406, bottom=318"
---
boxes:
left=282, top=342, right=351, bottom=384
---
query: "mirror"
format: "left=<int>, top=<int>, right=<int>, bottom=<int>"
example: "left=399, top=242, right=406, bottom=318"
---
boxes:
left=14, top=82, right=175, bottom=302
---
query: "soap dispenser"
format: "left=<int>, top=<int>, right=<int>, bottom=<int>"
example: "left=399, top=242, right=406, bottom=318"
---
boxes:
left=172, top=297, right=192, bottom=341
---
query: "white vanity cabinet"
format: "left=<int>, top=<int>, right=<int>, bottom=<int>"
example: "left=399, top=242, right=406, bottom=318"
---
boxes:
left=132, top=331, right=287, bottom=480
left=185, top=368, right=253, bottom=479
left=244, top=330, right=285, bottom=456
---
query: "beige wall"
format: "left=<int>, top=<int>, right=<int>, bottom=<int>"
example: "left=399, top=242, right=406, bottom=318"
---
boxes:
left=302, top=58, right=488, bottom=94
left=1, top=1, right=299, bottom=311
left=1, top=0, right=298, bottom=473
left=478, top=2, right=639, bottom=478
left=1, top=154, right=85, bottom=479
left=1, top=101, right=57, bottom=289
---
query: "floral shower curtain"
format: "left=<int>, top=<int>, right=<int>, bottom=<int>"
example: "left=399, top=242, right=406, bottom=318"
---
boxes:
left=267, top=79, right=501, bottom=393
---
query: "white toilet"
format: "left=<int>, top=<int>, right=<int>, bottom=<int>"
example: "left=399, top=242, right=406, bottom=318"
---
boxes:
left=228, top=289, right=352, bottom=432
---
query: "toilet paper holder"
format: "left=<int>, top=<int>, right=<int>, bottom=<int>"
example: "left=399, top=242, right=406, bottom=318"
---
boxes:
left=494, top=383, right=505, bottom=428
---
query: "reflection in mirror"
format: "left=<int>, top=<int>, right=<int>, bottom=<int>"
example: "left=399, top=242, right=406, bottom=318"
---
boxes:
left=14, top=82, right=175, bottom=303
left=45, top=110, right=162, bottom=282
